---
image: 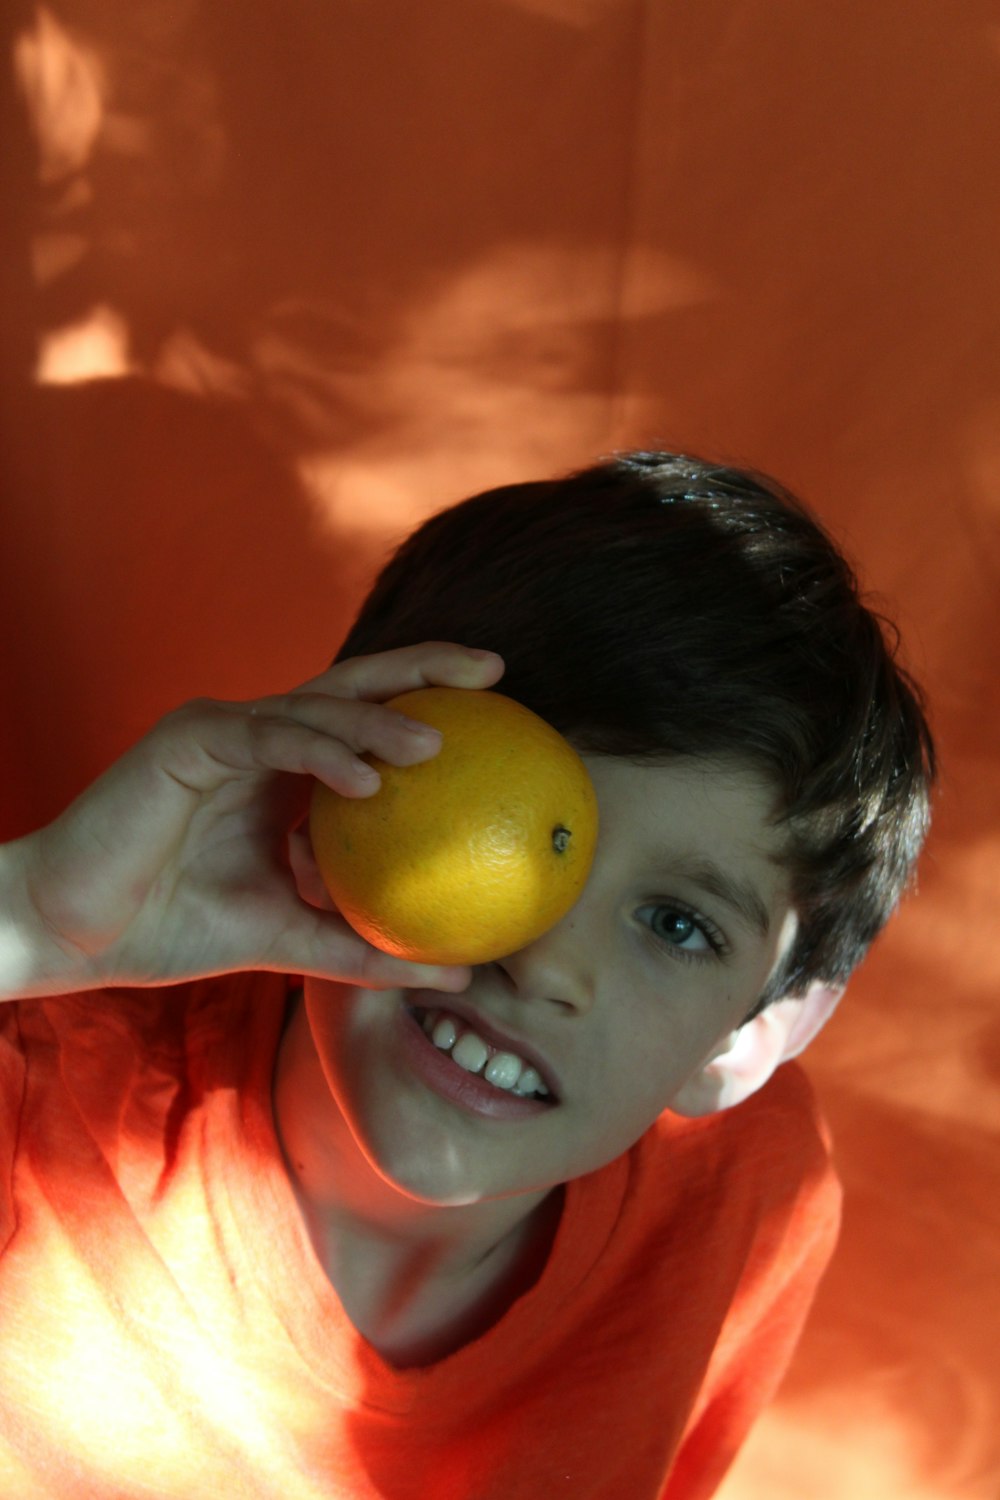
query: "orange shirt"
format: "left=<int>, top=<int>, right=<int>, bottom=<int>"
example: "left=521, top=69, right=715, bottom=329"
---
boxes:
left=0, top=975, right=840, bottom=1499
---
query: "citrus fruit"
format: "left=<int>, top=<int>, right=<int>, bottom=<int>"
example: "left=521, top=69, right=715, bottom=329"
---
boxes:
left=309, top=687, right=599, bottom=965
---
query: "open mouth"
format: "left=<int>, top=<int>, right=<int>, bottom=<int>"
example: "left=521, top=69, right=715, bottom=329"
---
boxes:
left=407, top=1004, right=557, bottom=1105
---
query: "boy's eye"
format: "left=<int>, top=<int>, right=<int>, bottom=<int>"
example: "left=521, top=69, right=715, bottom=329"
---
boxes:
left=636, top=903, right=722, bottom=958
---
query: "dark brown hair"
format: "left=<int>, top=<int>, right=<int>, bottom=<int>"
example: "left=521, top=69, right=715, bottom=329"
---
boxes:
left=336, top=452, right=936, bottom=1004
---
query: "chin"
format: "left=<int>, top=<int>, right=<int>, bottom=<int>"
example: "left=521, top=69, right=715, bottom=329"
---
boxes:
left=303, top=981, right=566, bottom=1210
left=353, top=1092, right=523, bottom=1208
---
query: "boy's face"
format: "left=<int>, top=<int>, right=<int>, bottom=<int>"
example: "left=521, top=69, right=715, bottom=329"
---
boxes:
left=303, top=754, right=799, bottom=1208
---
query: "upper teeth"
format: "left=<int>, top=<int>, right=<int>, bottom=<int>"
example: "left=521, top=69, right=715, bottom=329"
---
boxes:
left=420, top=1010, right=550, bottom=1099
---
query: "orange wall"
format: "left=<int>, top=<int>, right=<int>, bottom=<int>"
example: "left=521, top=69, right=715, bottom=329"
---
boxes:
left=3, top=4, right=998, bottom=1496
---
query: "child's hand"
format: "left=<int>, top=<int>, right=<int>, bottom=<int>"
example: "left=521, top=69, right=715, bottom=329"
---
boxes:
left=6, top=643, right=504, bottom=998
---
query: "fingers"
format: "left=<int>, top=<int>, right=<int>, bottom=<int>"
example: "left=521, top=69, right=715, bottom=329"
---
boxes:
left=357, top=952, right=473, bottom=995
left=297, top=641, right=505, bottom=704
left=177, top=644, right=505, bottom=800
left=262, top=897, right=472, bottom=994
left=237, top=694, right=450, bottom=797
left=139, top=639, right=504, bottom=821
left=155, top=690, right=444, bottom=800
left=353, top=944, right=473, bottom=995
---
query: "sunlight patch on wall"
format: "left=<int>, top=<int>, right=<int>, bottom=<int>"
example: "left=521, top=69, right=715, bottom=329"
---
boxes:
left=36, top=304, right=133, bottom=384
left=284, top=239, right=712, bottom=539
left=14, top=5, right=105, bottom=183
left=155, top=327, right=252, bottom=402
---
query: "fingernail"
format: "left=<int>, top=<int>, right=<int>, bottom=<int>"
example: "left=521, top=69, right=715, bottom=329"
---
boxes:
left=433, top=967, right=472, bottom=991
left=401, top=719, right=442, bottom=740
left=353, top=759, right=381, bottom=782
left=467, top=648, right=502, bottom=662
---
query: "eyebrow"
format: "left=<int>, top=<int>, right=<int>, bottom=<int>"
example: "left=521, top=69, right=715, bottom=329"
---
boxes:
left=665, top=856, right=772, bottom=939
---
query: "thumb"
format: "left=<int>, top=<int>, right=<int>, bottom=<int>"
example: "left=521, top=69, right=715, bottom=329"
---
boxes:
left=265, top=897, right=473, bottom=995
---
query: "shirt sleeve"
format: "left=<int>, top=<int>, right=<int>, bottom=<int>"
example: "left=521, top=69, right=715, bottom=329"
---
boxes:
left=0, top=1007, right=27, bottom=1256
left=659, top=1134, right=842, bottom=1500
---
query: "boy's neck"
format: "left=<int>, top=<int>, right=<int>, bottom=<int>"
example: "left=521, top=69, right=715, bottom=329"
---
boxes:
left=314, top=1185, right=563, bottom=1367
left=271, top=990, right=563, bottom=1366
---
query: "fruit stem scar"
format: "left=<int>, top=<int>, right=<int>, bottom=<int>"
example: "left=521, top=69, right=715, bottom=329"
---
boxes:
left=552, top=825, right=571, bottom=854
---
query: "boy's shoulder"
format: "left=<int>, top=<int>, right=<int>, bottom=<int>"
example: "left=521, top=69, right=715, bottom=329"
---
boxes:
left=1, top=972, right=292, bottom=1147
left=617, top=1062, right=840, bottom=1273
left=535, top=1063, right=840, bottom=1478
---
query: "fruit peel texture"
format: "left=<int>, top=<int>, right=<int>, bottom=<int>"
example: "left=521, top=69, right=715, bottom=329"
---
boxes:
left=309, top=688, right=598, bottom=966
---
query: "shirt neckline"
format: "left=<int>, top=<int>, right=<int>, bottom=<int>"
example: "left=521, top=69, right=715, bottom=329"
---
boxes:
left=206, top=975, right=630, bottom=1413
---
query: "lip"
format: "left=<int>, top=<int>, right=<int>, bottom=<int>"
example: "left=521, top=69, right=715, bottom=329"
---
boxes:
left=396, top=1006, right=555, bottom=1121
left=405, top=989, right=563, bottom=1102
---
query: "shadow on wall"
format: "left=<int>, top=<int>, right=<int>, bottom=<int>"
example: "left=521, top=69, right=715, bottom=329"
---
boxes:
left=7, top=0, right=647, bottom=531
left=0, top=376, right=381, bottom=839
left=0, top=0, right=646, bottom=843
left=0, top=0, right=633, bottom=832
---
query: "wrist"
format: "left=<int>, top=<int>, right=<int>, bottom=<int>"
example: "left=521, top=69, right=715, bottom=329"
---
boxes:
left=0, top=835, right=81, bottom=1001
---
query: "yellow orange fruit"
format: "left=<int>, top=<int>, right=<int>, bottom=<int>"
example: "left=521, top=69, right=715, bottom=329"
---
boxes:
left=309, top=687, right=599, bottom=965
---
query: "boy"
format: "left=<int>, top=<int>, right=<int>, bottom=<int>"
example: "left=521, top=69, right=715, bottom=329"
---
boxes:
left=0, top=452, right=934, bottom=1498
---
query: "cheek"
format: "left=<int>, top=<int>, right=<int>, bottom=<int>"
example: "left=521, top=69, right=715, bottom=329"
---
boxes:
left=302, top=979, right=342, bottom=1055
left=301, top=986, right=413, bottom=1174
left=598, top=991, right=731, bottom=1120
left=302, top=982, right=373, bottom=1103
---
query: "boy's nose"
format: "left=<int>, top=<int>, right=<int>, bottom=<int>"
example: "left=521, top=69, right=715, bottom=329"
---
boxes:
left=491, top=909, right=597, bottom=1016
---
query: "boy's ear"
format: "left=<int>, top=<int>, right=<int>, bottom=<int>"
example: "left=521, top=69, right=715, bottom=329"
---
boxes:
left=670, top=981, right=844, bottom=1118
